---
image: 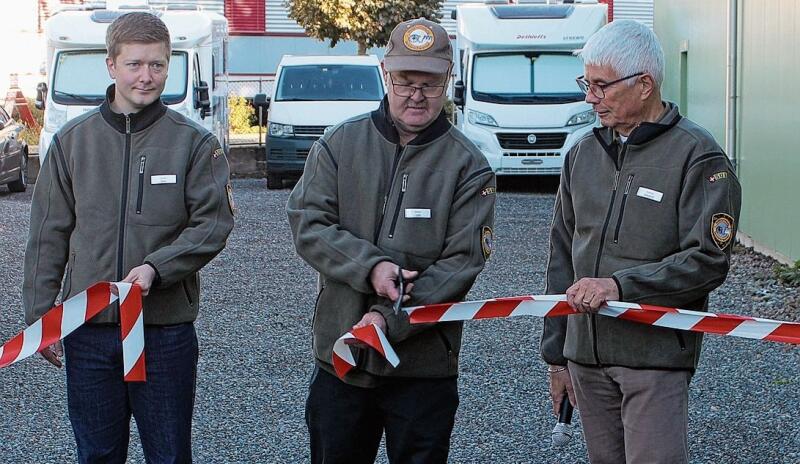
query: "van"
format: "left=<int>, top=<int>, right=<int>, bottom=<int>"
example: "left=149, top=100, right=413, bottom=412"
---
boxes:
left=256, top=55, right=386, bottom=189
left=452, top=1, right=606, bottom=178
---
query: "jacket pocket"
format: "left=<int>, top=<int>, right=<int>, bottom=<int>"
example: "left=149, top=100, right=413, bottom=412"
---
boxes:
left=182, top=279, right=193, bottom=306
left=674, top=330, right=687, bottom=351
left=613, top=174, right=635, bottom=243
left=136, top=155, right=146, bottom=214
left=435, top=327, right=453, bottom=368
left=388, top=173, right=408, bottom=239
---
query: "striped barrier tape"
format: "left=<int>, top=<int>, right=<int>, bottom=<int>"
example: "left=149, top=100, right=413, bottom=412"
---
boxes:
left=332, top=323, right=399, bottom=379
left=0, top=282, right=146, bottom=381
left=405, top=295, right=800, bottom=345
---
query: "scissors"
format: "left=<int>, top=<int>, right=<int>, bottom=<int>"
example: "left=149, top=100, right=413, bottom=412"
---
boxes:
left=393, top=265, right=404, bottom=315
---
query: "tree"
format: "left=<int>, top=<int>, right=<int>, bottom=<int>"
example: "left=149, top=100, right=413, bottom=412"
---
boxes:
left=286, top=0, right=443, bottom=55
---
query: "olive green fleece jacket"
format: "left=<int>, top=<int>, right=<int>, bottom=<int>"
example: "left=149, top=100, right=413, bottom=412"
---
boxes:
left=287, top=98, right=496, bottom=387
left=541, top=102, right=742, bottom=370
left=24, top=85, right=234, bottom=325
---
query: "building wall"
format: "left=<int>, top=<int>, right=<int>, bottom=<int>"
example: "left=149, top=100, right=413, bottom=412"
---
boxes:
left=735, top=0, right=800, bottom=261
left=656, top=0, right=800, bottom=262
left=654, top=0, right=727, bottom=145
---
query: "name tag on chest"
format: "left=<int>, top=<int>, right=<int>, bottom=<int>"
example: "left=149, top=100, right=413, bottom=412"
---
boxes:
left=405, top=208, right=431, bottom=219
left=151, top=175, right=177, bottom=185
left=636, top=186, right=663, bottom=202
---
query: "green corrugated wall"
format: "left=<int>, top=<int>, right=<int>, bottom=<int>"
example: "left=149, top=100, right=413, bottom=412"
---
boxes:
left=656, top=0, right=800, bottom=262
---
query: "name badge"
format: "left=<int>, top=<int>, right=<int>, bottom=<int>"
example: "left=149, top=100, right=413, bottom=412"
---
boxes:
left=636, top=186, right=663, bottom=203
left=405, top=208, right=431, bottom=219
left=151, top=175, right=177, bottom=185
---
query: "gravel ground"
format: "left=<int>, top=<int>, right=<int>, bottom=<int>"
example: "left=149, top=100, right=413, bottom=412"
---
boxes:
left=0, top=178, right=798, bottom=463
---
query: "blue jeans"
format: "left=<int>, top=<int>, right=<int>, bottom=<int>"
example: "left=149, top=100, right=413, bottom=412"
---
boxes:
left=63, top=323, right=198, bottom=464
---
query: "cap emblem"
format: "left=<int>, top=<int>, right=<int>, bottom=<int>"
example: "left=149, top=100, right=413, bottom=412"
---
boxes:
left=403, top=25, right=435, bottom=51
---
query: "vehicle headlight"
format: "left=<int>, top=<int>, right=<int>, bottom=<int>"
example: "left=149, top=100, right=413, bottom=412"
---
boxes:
left=269, top=122, right=294, bottom=137
left=467, top=110, right=498, bottom=127
left=566, top=109, right=596, bottom=126
left=44, top=106, right=68, bottom=133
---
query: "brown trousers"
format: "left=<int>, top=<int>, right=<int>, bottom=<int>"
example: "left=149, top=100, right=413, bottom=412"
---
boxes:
left=568, top=361, right=692, bottom=464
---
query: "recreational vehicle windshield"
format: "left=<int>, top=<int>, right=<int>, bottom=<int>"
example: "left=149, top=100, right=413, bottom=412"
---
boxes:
left=453, top=1, right=607, bottom=177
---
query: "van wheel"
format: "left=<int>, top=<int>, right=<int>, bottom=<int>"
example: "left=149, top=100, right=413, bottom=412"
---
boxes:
left=266, top=173, right=283, bottom=190
left=7, top=151, right=27, bottom=193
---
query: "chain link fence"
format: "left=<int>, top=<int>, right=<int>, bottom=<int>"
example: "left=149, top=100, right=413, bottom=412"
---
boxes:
left=227, top=77, right=274, bottom=145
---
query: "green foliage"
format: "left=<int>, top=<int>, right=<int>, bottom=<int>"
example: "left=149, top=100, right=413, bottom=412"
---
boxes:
left=228, top=96, right=261, bottom=134
left=774, top=260, right=800, bottom=287
left=286, top=0, right=443, bottom=53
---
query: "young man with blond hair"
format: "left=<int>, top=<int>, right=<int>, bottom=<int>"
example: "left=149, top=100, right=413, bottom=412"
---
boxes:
left=24, top=12, right=234, bottom=463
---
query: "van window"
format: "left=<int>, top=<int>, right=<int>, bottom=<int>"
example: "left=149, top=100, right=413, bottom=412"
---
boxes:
left=51, top=50, right=188, bottom=105
left=275, top=65, right=383, bottom=102
left=471, top=52, right=584, bottom=104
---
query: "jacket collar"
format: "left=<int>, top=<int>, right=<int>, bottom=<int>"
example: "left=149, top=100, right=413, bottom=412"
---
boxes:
left=99, top=84, right=167, bottom=134
left=370, top=95, right=451, bottom=146
left=593, top=101, right=682, bottom=157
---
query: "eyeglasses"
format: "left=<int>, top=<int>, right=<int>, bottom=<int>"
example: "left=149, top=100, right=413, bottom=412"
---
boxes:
left=388, top=74, right=446, bottom=98
left=576, top=72, right=644, bottom=99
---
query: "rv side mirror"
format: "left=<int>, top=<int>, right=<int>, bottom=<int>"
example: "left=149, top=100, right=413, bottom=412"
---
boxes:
left=35, top=82, right=48, bottom=110
left=453, top=80, right=465, bottom=107
left=451, top=9, right=457, bottom=20
left=195, top=81, right=211, bottom=118
left=253, top=93, right=270, bottom=110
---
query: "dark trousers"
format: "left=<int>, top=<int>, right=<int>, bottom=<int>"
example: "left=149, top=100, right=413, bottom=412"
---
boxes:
left=63, top=323, right=198, bottom=464
left=306, top=367, right=459, bottom=464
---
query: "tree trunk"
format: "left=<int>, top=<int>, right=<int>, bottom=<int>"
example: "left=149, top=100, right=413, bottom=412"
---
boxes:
left=357, top=41, right=367, bottom=55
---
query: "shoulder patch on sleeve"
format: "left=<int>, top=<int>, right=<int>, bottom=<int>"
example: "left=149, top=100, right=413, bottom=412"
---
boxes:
left=481, top=226, right=494, bottom=259
left=708, top=171, right=729, bottom=183
left=711, top=213, right=734, bottom=249
left=481, top=186, right=496, bottom=197
left=213, top=147, right=225, bottom=159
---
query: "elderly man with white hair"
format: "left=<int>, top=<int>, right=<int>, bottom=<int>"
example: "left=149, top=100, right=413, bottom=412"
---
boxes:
left=540, top=20, right=741, bottom=463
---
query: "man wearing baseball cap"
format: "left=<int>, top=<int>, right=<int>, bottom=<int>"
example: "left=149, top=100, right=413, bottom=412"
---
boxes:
left=288, top=17, right=496, bottom=464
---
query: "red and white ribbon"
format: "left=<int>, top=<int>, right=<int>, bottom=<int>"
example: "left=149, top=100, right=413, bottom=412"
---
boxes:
left=0, top=282, right=146, bottom=381
left=404, top=295, right=800, bottom=345
left=332, top=323, right=399, bottom=379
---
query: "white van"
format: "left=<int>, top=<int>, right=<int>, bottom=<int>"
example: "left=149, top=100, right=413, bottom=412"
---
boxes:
left=36, top=3, right=229, bottom=161
left=255, top=55, right=386, bottom=189
left=452, top=1, right=607, bottom=177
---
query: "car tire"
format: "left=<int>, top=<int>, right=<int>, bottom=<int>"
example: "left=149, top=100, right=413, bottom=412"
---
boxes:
left=7, top=150, right=27, bottom=193
left=266, top=172, right=283, bottom=190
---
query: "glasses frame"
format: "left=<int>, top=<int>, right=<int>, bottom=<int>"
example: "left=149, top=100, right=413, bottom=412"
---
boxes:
left=576, top=72, right=645, bottom=99
left=387, top=73, right=447, bottom=99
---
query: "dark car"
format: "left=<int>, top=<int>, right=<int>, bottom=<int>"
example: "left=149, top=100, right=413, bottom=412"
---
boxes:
left=0, top=106, right=28, bottom=192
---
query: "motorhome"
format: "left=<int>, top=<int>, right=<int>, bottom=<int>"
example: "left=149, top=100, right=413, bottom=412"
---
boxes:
left=256, top=55, right=386, bottom=189
left=36, top=1, right=229, bottom=161
left=452, top=0, right=607, bottom=177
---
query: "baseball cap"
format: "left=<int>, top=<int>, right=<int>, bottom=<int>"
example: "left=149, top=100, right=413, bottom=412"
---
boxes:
left=384, top=18, right=452, bottom=74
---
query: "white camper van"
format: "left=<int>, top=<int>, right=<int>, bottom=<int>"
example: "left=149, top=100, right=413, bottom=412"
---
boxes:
left=452, top=1, right=607, bottom=177
left=36, top=3, right=229, bottom=161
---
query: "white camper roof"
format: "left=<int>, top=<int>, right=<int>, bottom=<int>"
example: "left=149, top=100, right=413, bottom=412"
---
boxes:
left=45, top=8, right=225, bottom=50
left=456, top=2, right=607, bottom=51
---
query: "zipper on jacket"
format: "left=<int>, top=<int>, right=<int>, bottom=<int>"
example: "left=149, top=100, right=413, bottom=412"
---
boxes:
left=117, top=115, right=132, bottom=281
left=373, top=145, right=405, bottom=243
left=388, top=173, right=408, bottom=239
left=612, top=174, right=635, bottom=243
left=589, top=144, right=628, bottom=365
left=135, top=155, right=146, bottom=214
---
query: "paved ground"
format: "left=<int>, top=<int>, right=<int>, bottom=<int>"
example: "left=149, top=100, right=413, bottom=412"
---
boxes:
left=0, top=178, right=798, bottom=463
